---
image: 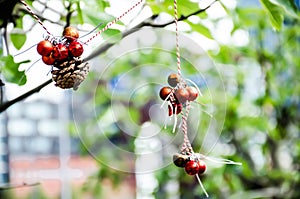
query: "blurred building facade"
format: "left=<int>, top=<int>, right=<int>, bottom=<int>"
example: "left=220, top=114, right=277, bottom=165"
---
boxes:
left=0, top=92, right=98, bottom=198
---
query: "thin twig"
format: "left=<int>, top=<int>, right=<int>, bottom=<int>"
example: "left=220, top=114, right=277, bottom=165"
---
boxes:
left=84, top=22, right=144, bottom=61
left=0, top=182, right=40, bottom=190
left=1, top=3, right=217, bottom=112
left=85, top=2, right=215, bottom=61
left=0, top=80, right=4, bottom=105
left=35, top=0, right=63, bottom=15
left=64, top=2, right=73, bottom=29
left=19, top=0, right=52, bottom=35
left=143, top=0, right=218, bottom=28
left=2, top=27, right=9, bottom=55
left=19, top=8, right=65, bottom=28
left=0, top=79, right=53, bottom=113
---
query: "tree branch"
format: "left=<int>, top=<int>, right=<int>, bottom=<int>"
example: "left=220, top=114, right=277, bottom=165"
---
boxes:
left=83, top=22, right=145, bottom=62
left=0, top=79, right=52, bottom=113
left=64, top=2, right=73, bottom=29
left=19, top=7, right=65, bottom=27
left=0, top=1, right=217, bottom=112
left=85, top=0, right=216, bottom=61
left=143, top=0, right=218, bottom=28
left=0, top=79, right=4, bottom=105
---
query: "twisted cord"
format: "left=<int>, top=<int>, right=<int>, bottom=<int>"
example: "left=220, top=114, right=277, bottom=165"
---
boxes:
left=180, top=102, right=193, bottom=154
left=174, top=0, right=181, bottom=77
left=20, top=0, right=52, bottom=35
left=84, top=0, right=144, bottom=44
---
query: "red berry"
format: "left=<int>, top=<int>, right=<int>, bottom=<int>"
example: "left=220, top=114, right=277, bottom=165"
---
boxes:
left=52, top=44, right=69, bottom=61
left=184, top=160, right=200, bottom=175
left=63, top=27, right=79, bottom=41
left=68, top=41, right=83, bottom=57
left=168, top=102, right=182, bottom=116
left=168, top=105, right=173, bottom=116
left=37, top=40, right=53, bottom=56
left=197, top=160, right=206, bottom=174
left=176, top=103, right=183, bottom=114
left=159, top=86, right=172, bottom=100
left=42, top=54, right=55, bottom=65
left=174, top=88, right=189, bottom=103
left=168, top=73, right=180, bottom=87
left=186, top=86, right=198, bottom=101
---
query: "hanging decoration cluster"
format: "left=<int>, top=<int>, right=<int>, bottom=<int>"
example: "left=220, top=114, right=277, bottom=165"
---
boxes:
left=18, top=0, right=241, bottom=196
left=158, top=0, right=242, bottom=197
left=19, top=0, right=143, bottom=90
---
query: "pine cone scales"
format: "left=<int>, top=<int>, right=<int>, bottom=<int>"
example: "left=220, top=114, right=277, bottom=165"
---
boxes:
left=51, top=58, right=89, bottom=90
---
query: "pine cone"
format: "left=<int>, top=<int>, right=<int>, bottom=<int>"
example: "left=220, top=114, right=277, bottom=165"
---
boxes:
left=51, top=58, right=89, bottom=90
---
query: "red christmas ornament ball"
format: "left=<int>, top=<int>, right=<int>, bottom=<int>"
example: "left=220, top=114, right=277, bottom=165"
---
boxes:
left=198, top=159, right=206, bottom=174
left=68, top=41, right=84, bottom=57
left=184, top=160, right=200, bottom=175
left=52, top=44, right=69, bottom=61
left=37, top=40, right=53, bottom=56
left=159, top=86, right=172, bottom=100
left=42, top=54, right=55, bottom=65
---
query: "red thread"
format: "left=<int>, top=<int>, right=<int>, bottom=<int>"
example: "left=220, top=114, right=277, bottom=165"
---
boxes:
left=20, top=0, right=52, bottom=36
left=84, top=0, right=144, bottom=44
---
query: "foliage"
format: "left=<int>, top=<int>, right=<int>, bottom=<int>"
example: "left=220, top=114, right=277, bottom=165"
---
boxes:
left=0, top=53, right=28, bottom=86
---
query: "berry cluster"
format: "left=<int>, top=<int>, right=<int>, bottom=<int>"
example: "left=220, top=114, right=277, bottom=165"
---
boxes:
left=159, top=73, right=242, bottom=197
left=36, top=27, right=84, bottom=66
left=173, top=153, right=206, bottom=176
left=35, top=27, right=89, bottom=90
left=159, top=73, right=199, bottom=116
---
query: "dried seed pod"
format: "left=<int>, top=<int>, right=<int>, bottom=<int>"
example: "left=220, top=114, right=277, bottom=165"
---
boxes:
left=63, top=26, right=79, bottom=41
left=159, top=86, right=172, bottom=100
left=174, top=88, right=189, bottom=103
left=51, top=58, right=89, bottom=90
left=186, top=86, right=198, bottom=101
left=173, top=153, right=189, bottom=167
left=168, top=73, right=180, bottom=87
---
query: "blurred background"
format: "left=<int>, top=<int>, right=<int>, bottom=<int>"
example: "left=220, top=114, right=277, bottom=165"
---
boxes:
left=0, top=0, right=299, bottom=198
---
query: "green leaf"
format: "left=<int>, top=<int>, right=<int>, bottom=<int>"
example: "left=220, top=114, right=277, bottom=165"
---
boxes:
left=10, top=33, right=26, bottom=50
left=259, top=0, right=284, bottom=30
left=76, top=1, right=84, bottom=24
left=0, top=55, right=29, bottom=85
left=187, top=21, right=213, bottom=39
left=147, top=0, right=172, bottom=15
left=177, top=0, right=200, bottom=16
left=96, top=0, right=110, bottom=12
left=86, top=13, right=123, bottom=27
left=102, top=28, right=122, bottom=43
left=148, top=0, right=199, bottom=16
left=271, top=0, right=299, bottom=18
